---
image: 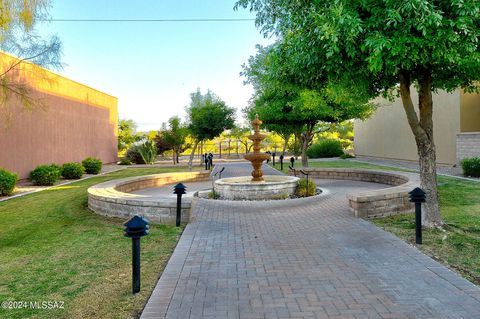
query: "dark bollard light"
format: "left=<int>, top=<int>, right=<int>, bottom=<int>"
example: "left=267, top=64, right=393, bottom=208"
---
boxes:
left=300, top=170, right=310, bottom=198
left=174, top=183, right=187, bottom=227
left=409, top=187, right=426, bottom=245
left=272, top=152, right=276, bottom=166
left=124, top=215, right=150, bottom=294
left=290, top=157, right=295, bottom=168
left=280, top=155, right=284, bottom=171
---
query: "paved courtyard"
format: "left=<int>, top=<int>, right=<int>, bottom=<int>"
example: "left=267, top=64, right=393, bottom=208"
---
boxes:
left=141, top=164, right=480, bottom=319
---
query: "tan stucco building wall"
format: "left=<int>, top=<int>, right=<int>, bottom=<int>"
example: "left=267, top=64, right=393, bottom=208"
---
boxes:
left=354, top=89, right=461, bottom=165
left=0, top=52, right=118, bottom=179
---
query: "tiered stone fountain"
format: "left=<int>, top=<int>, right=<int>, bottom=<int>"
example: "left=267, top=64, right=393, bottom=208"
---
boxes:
left=214, top=115, right=299, bottom=200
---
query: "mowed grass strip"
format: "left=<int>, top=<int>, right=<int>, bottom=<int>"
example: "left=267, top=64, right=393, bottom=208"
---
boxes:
left=273, top=159, right=480, bottom=285
left=0, top=167, right=194, bottom=319
left=373, top=176, right=480, bottom=285
left=270, top=158, right=412, bottom=174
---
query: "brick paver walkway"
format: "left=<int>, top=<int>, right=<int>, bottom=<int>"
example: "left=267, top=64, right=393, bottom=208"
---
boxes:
left=141, top=165, right=480, bottom=319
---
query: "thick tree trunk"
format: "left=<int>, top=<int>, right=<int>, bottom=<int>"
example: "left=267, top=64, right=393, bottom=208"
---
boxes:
left=300, top=137, right=309, bottom=167
left=399, top=71, right=443, bottom=227
left=300, top=124, right=315, bottom=167
left=188, top=140, right=200, bottom=171
left=282, top=138, right=288, bottom=156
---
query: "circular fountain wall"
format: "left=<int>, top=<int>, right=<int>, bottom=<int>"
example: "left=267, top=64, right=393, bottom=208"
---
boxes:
left=214, top=175, right=300, bottom=200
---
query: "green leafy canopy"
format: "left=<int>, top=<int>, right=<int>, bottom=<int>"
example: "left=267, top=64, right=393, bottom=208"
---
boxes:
left=186, top=89, right=236, bottom=141
left=236, top=0, right=480, bottom=94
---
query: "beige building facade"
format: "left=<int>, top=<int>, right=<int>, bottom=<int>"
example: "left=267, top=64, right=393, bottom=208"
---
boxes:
left=354, top=88, right=480, bottom=165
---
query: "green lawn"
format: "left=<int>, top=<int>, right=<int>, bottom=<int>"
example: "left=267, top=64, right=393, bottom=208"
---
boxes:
left=272, top=159, right=480, bottom=285
left=0, top=166, right=194, bottom=319
left=373, top=176, right=480, bottom=285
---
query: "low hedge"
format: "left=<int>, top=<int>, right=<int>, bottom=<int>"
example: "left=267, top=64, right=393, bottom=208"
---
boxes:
left=82, top=157, right=102, bottom=174
left=30, top=164, right=61, bottom=186
left=61, top=162, right=85, bottom=179
left=461, top=157, right=480, bottom=177
left=307, top=139, right=344, bottom=158
left=0, top=168, right=17, bottom=196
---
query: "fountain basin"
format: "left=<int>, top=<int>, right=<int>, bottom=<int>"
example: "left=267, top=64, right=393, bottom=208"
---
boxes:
left=214, top=175, right=300, bottom=200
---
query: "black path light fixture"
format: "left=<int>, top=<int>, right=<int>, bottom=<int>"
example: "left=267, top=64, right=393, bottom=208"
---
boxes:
left=289, top=165, right=297, bottom=177
left=272, top=152, right=276, bottom=166
left=409, top=187, right=426, bottom=245
left=279, top=154, right=284, bottom=171
left=299, top=169, right=311, bottom=198
left=174, top=183, right=187, bottom=227
left=290, top=156, right=295, bottom=168
left=124, top=215, right=150, bottom=294
left=218, top=166, right=225, bottom=179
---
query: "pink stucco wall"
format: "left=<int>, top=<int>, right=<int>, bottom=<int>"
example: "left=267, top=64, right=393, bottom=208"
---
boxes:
left=0, top=91, right=118, bottom=179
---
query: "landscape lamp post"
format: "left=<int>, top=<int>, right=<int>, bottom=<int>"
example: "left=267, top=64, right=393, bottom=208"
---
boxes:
left=272, top=152, right=276, bottom=166
left=280, top=155, right=284, bottom=171
left=124, top=215, right=150, bottom=294
left=290, top=157, right=295, bottom=168
left=409, top=187, right=426, bottom=245
left=174, top=183, right=187, bottom=227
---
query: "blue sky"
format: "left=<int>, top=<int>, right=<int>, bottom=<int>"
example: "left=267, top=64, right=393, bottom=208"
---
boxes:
left=38, top=0, right=273, bottom=131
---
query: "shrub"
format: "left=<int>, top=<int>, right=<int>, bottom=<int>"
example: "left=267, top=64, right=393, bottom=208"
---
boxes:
left=61, top=162, right=85, bottom=179
left=208, top=190, right=220, bottom=199
left=82, top=157, right=102, bottom=174
left=340, top=153, right=355, bottom=159
left=0, top=168, right=17, bottom=196
left=30, top=164, right=61, bottom=186
left=137, top=140, right=158, bottom=164
left=119, top=158, right=132, bottom=165
left=307, top=139, right=344, bottom=158
left=295, top=178, right=316, bottom=197
left=126, top=145, right=145, bottom=164
left=460, top=157, right=480, bottom=177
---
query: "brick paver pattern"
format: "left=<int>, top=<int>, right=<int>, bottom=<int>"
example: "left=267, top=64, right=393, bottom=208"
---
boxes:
left=142, top=164, right=480, bottom=319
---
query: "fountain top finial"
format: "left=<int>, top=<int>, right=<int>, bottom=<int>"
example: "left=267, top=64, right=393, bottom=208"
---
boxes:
left=252, top=114, right=262, bottom=128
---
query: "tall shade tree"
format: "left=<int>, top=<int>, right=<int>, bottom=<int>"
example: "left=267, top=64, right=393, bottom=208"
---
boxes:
left=236, top=0, right=480, bottom=227
left=243, top=44, right=374, bottom=166
left=186, top=89, right=236, bottom=168
left=0, top=0, right=62, bottom=114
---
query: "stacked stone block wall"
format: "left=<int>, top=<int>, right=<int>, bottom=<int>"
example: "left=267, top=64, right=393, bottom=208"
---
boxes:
left=456, top=132, right=480, bottom=162
left=88, top=171, right=210, bottom=224
left=288, top=168, right=419, bottom=219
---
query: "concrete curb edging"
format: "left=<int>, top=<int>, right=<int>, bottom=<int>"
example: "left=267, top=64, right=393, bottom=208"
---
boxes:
left=87, top=171, right=210, bottom=224
left=288, top=168, right=420, bottom=218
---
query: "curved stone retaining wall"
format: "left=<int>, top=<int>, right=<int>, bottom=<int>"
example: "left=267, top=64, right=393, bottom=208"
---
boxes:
left=288, top=168, right=420, bottom=218
left=88, top=171, right=210, bottom=224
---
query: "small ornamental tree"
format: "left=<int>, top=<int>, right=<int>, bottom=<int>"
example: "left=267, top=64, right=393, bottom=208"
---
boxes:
left=157, top=116, right=189, bottom=164
left=236, top=0, right=480, bottom=227
left=118, top=119, right=142, bottom=152
left=186, top=89, right=236, bottom=168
